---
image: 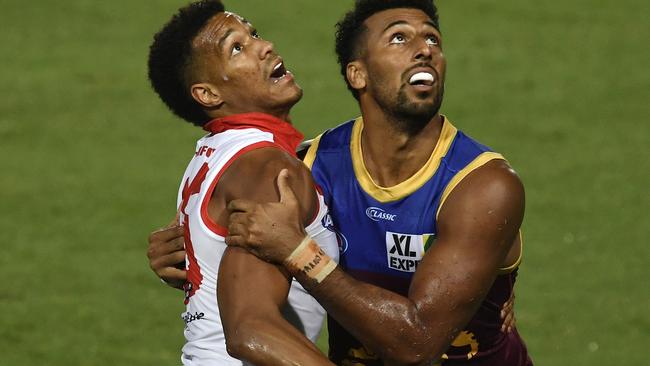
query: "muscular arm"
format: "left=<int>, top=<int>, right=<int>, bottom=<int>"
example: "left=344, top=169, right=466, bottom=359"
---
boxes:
left=218, top=248, right=331, bottom=365
left=228, top=160, right=524, bottom=365
left=300, top=161, right=524, bottom=364
left=215, top=147, right=332, bottom=365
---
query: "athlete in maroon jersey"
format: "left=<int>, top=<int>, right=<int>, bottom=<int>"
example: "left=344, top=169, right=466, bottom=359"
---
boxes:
left=223, top=1, right=533, bottom=365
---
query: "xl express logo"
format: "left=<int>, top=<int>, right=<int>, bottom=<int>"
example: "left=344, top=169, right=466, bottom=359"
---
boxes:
left=385, top=231, right=433, bottom=273
left=366, top=207, right=397, bottom=222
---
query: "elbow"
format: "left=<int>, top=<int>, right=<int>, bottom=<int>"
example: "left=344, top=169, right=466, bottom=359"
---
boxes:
left=224, top=320, right=261, bottom=360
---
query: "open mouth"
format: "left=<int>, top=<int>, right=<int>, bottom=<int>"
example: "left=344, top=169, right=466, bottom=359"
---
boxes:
left=408, top=72, right=435, bottom=87
left=270, top=61, right=288, bottom=82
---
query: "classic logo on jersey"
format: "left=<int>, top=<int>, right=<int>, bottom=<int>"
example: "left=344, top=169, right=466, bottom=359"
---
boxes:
left=385, top=231, right=431, bottom=272
left=322, top=213, right=349, bottom=254
left=366, top=207, right=397, bottom=222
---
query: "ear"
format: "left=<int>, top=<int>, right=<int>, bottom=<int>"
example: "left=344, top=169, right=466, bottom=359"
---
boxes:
left=190, top=83, right=224, bottom=108
left=346, top=61, right=367, bottom=91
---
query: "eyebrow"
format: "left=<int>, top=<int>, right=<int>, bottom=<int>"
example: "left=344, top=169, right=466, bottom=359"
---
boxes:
left=217, top=28, right=235, bottom=51
left=383, top=19, right=438, bottom=33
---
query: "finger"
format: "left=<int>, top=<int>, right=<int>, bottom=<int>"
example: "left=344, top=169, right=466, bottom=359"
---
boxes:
left=166, top=210, right=181, bottom=228
left=228, top=212, right=248, bottom=225
left=227, top=220, right=248, bottom=236
left=500, top=299, right=513, bottom=319
left=227, top=199, right=257, bottom=213
left=508, top=314, right=517, bottom=332
left=149, top=225, right=184, bottom=243
left=147, top=237, right=185, bottom=260
left=501, top=304, right=512, bottom=319
left=167, top=250, right=187, bottom=266
left=167, top=236, right=186, bottom=252
left=225, top=235, right=247, bottom=247
left=277, top=169, right=298, bottom=205
left=159, top=267, right=188, bottom=283
left=504, top=312, right=514, bottom=328
left=504, top=315, right=516, bottom=333
left=151, top=250, right=187, bottom=271
left=501, top=312, right=512, bottom=332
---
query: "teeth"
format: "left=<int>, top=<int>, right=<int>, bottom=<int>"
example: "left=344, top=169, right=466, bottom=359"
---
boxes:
left=273, top=62, right=283, bottom=72
left=409, top=72, right=434, bottom=85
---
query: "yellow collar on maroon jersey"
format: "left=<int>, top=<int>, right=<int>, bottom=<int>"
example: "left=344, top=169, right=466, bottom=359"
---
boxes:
left=350, top=116, right=457, bottom=202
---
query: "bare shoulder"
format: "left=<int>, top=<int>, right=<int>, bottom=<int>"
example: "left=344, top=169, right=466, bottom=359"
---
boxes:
left=468, top=159, right=524, bottom=202
left=218, top=147, right=317, bottom=218
left=446, top=159, right=523, bottom=210
left=437, top=159, right=524, bottom=246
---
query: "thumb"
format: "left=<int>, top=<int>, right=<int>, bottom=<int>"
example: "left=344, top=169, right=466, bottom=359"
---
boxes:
left=277, top=169, right=298, bottom=205
left=166, top=209, right=181, bottom=228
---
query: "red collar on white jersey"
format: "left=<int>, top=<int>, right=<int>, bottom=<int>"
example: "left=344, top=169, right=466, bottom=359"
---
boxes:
left=203, top=112, right=304, bottom=157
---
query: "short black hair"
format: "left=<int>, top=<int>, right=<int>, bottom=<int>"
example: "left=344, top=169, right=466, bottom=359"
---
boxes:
left=147, top=0, right=225, bottom=126
left=335, top=0, right=440, bottom=100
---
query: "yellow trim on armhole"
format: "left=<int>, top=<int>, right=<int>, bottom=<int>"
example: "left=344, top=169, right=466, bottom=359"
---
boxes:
left=434, top=152, right=523, bottom=274
left=351, top=116, right=458, bottom=203
left=302, top=133, right=323, bottom=170
left=435, top=151, right=505, bottom=219
left=498, top=230, right=523, bottom=274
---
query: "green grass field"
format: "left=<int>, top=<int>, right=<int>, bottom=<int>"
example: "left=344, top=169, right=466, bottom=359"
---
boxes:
left=1, top=0, right=647, bottom=364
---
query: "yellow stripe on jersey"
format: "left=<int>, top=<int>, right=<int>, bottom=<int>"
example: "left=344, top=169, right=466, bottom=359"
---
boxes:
left=302, top=133, right=323, bottom=170
left=498, top=231, right=523, bottom=274
left=351, top=116, right=458, bottom=203
left=423, top=233, right=436, bottom=251
left=435, top=151, right=505, bottom=219
left=434, top=151, right=523, bottom=273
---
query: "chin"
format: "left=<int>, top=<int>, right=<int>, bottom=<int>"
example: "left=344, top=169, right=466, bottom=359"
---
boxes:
left=268, top=87, right=303, bottom=113
left=397, top=93, right=441, bottom=119
left=286, top=86, right=304, bottom=105
left=387, top=90, right=443, bottom=134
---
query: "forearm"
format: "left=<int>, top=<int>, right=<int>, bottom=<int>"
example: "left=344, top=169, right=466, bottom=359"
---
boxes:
left=218, top=247, right=332, bottom=365
left=228, top=315, right=333, bottom=366
left=282, top=238, right=485, bottom=364
left=294, top=267, right=456, bottom=365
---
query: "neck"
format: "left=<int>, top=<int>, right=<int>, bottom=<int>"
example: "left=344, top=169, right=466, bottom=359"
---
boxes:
left=359, top=100, right=443, bottom=187
left=267, top=108, right=292, bottom=123
left=208, top=107, right=293, bottom=124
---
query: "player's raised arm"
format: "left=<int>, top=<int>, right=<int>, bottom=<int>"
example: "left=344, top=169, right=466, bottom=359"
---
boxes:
left=216, top=147, right=333, bottom=365
left=227, top=160, right=525, bottom=364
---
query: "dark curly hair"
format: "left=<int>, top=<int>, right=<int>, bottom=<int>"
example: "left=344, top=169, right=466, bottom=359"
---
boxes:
left=335, top=0, right=440, bottom=100
left=148, top=0, right=225, bottom=126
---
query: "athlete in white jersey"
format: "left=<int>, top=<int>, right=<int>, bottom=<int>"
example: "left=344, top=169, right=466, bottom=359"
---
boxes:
left=177, top=116, right=339, bottom=365
left=147, top=2, right=337, bottom=364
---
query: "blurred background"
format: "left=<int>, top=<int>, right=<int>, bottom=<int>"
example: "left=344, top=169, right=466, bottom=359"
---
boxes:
left=1, top=0, right=648, bottom=364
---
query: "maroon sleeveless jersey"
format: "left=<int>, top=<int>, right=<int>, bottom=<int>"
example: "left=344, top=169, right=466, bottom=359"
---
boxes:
left=306, top=118, right=533, bottom=365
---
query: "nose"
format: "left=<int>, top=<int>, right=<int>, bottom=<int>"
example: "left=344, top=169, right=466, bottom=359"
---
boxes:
left=414, top=38, right=432, bottom=61
left=258, top=38, right=275, bottom=60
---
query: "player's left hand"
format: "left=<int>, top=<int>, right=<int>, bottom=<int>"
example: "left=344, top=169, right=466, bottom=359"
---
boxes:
left=147, top=213, right=187, bottom=290
left=500, top=292, right=516, bottom=333
left=226, top=169, right=307, bottom=264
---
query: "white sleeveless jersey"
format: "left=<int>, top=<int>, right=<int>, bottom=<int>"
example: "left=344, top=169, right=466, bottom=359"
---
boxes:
left=176, top=127, right=339, bottom=365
